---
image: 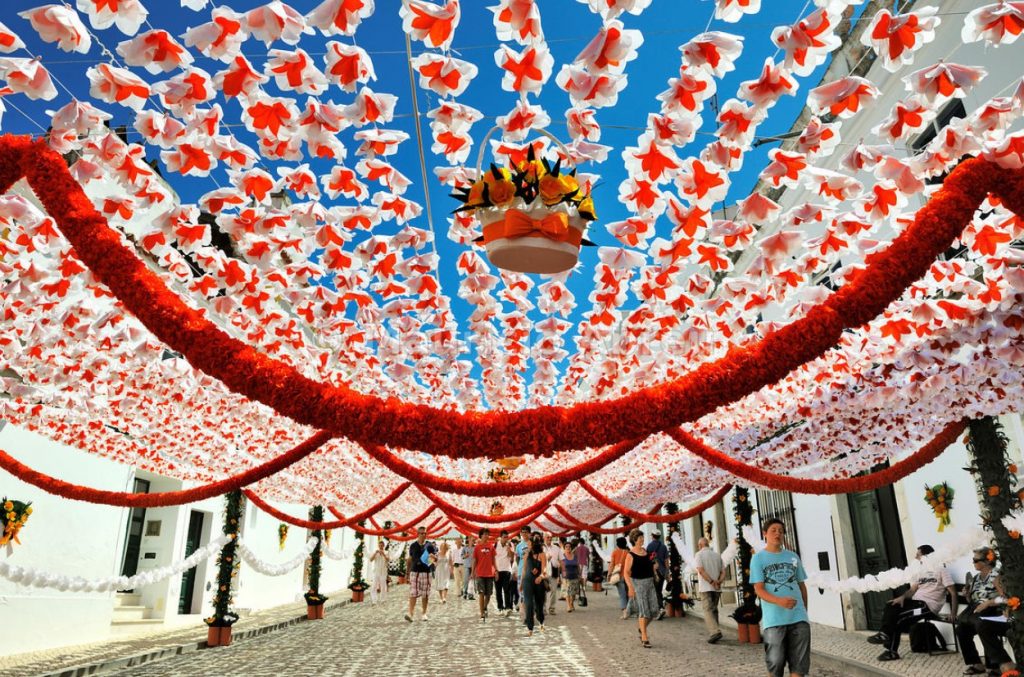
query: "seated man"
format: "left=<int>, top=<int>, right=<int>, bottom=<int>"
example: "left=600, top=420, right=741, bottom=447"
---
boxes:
left=957, top=547, right=1011, bottom=675
left=871, top=544, right=956, bottom=661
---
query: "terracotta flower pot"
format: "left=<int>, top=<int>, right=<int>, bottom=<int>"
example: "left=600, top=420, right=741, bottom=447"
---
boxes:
left=748, top=623, right=762, bottom=644
left=207, top=626, right=232, bottom=647
left=592, top=581, right=603, bottom=592
left=351, top=590, right=365, bottom=603
left=737, top=622, right=750, bottom=644
left=397, top=576, right=407, bottom=585
left=307, top=604, right=325, bottom=620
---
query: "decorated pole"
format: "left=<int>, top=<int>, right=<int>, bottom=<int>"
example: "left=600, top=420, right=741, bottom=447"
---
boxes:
left=205, top=489, right=243, bottom=647
left=349, top=521, right=368, bottom=602
left=304, top=505, right=327, bottom=619
left=966, top=416, right=1024, bottom=663
left=730, top=486, right=761, bottom=643
left=664, top=502, right=687, bottom=617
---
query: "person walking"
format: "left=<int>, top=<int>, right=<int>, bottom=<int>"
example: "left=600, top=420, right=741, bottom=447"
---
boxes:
left=562, top=541, right=582, bottom=613
left=609, top=536, right=632, bottom=620
left=369, top=539, right=390, bottom=605
left=751, top=518, right=810, bottom=677
left=434, top=541, right=453, bottom=604
left=646, top=531, right=669, bottom=619
left=461, top=536, right=475, bottom=600
left=543, top=534, right=562, bottom=615
left=870, top=544, right=957, bottom=661
left=495, top=530, right=514, bottom=615
left=623, top=528, right=658, bottom=648
left=405, top=527, right=434, bottom=622
left=474, top=528, right=498, bottom=621
left=515, top=526, right=532, bottom=613
left=452, top=536, right=465, bottom=599
left=575, top=535, right=591, bottom=583
left=695, top=537, right=725, bottom=643
left=522, top=536, right=548, bottom=637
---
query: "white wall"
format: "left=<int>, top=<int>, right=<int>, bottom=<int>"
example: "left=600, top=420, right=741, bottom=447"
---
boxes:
left=790, top=493, right=846, bottom=628
left=0, top=423, right=132, bottom=654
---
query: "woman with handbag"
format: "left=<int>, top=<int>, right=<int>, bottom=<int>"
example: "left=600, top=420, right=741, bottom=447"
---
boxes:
left=522, top=536, right=548, bottom=637
left=623, top=528, right=658, bottom=648
left=608, top=536, right=631, bottom=620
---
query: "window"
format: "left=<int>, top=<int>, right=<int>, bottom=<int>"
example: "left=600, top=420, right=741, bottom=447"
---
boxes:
left=755, top=489, right=801, bottom=555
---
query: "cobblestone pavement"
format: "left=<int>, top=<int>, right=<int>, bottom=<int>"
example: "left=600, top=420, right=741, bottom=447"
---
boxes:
left=1, top=593, right=349, bottom=677
left=105, top=587, right=846, bottom=677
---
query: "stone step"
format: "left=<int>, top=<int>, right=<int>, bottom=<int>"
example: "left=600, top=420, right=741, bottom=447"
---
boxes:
left=112, top=605, right=150, bottom=621
left=109, top=619, right=165, bottom=637
left=114, top=592, right=143, bottom=607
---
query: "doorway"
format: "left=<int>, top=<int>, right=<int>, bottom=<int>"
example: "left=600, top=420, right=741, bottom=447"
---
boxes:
left=847, top=485, right=908, bottom=629
left=119, top=478, right=151, bottom=586
left=177, top=511, right=206, bottom=614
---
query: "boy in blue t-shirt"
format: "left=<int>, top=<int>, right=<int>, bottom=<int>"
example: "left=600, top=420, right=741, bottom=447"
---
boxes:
left=750, top=518, right=810, bottom=677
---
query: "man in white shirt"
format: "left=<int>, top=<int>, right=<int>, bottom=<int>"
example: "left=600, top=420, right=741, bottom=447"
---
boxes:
left=695, top=537, right=725, bottom=644
left=871, top=544, right=957, bottom=662
left=544, top=534, right=562, bottom=615
left=495, top=530, right=514, bottom=615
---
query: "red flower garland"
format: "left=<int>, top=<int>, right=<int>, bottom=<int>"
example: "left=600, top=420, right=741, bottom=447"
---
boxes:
left=0, top=432, right=332, bottom=508
left=549, top=505, right=655, bottom=534
left=357, top=438, right=644, bottom=497
left=417, top=484, right=570, bottom=523
left=578, top=481, right=733, bottom=523
left=5, top=135, right=1021, bottom=458
left=241, top=482, right=411, bottom=530
left=665, top=420, right=966, bottom=495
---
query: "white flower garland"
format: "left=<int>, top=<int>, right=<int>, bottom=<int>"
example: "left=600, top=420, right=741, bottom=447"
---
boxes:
left=322, top=543, right=355, bottom=561
left=236, top=537, right=318, bottom=576
left=0, top=534, right=231, bottom=592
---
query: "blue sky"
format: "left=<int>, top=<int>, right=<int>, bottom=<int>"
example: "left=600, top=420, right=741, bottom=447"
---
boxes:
left=1, top=0, right=848, bottom=391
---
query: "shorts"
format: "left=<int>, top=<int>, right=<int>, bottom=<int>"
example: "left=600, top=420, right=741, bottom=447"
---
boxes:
left=408, top=571, right=431, bottom=599
left=476, top=576, right=495, bottom=596
left=763, top=622, right=811, bottom=677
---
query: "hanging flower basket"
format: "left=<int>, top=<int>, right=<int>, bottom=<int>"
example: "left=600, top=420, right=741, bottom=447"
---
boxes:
left=453, top=130, right=596, bottom=275
left=1, top=497, right=32, bottom=552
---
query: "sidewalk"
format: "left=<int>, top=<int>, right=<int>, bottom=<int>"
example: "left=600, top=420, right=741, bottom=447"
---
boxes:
left=0, top=590, right=350, bottom=677
left=717, top=603, right=965, bottom=677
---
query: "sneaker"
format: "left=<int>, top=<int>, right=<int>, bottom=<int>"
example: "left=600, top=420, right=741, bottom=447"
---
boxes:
left=708, top=632, right=723, bottom=644
left=404, top=614, right=413, bottom=623
left=867, top=632, right=888, bottom=645
left=877, top=650, right=899, bottom=662
left=422, top=614, right=430, bottom=621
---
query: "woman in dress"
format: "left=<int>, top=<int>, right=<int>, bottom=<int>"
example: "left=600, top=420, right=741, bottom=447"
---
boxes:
left=561, top=541, right=581, bottom=613
left=369, top=539, right=390, bottom=605
left=522, top=536, right=548, bottom=636
left=623, top=528, right=657, bottom=648
left=434, top=541, right=453, bottom=603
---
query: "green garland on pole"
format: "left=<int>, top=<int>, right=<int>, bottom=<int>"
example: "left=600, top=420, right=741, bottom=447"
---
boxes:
left=304, top=505, right=328, bottom=606
left=205, top=489, right=243, bottom=627
left=730, top=486, right=761, bottom=624
left=966, top=416, right=1024, bottom=662
left=664, top=502, right=686, bottom=611
left=349, top=521, right=368, bottom=591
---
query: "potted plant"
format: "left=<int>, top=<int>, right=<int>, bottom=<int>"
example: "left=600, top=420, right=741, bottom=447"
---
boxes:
left=349, top=529, right=368, bottom=602
left=205, top=491, right=243, bottom=646
left=731, top=487, right=762, bottom=644
left=305, top=507, right=327, bottom=619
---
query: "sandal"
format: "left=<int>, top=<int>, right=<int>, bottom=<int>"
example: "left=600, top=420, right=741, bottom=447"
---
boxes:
left=642, top=640, right=652, bottom=648
left=963, top=667, right=986, bottom=675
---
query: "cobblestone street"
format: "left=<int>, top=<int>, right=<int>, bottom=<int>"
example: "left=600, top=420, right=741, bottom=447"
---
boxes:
left=102, top=587, right=843, bottom=677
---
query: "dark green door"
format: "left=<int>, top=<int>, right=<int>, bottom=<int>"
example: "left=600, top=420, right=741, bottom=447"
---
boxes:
left=177, top=511, right=205, bottom=614
left=119, top=478, right=151, bottom=587
left=847, top=486, right=908, bottom=629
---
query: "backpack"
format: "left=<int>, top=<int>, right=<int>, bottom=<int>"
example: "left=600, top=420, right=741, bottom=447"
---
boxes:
left=909, top=621, right=946, bottom=653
